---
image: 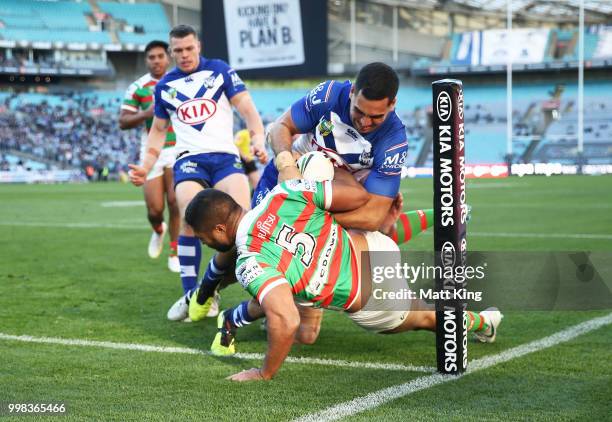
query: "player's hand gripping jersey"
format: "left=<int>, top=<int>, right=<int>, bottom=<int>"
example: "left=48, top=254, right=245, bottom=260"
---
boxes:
left=253, top=80, right=408, bottom=207
left=235, top=180, right=360, bottom=309
left=154, top=58, right=246, bottom=158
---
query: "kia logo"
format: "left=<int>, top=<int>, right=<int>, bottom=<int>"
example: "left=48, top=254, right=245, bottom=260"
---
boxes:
left=441, top=241, right=456, bottom=268
left=436, top=91, right=452, bottom=122
left=177, top=98, right=217, bottom=125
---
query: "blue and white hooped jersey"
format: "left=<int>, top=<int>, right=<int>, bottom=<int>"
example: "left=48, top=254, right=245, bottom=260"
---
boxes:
left=290, top=80, right=407, bottom=198
left=154, top=57, right=246, bottom=157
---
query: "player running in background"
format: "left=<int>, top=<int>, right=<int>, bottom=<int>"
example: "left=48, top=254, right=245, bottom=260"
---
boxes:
left=234, top=127, right=261, bottom=190
left=184, top=175, right=502, bottom=381
left=119, top=40, right=180, bottom=272
left=128, top=25, right=267, bottom=321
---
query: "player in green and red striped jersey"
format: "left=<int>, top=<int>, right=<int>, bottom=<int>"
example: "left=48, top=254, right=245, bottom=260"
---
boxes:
left=119, top=40, right=181, bottom=273
left=184, top=156, right=502, bottom=381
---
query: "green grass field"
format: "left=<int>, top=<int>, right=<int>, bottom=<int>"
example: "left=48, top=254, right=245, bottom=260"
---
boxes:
left=1, top=175, right=611, bottom=421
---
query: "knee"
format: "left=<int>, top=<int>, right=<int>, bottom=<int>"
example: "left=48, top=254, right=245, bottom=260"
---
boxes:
left=147, top=205, right=164, bottom=220
left=295, top=324, right=320, bottom=345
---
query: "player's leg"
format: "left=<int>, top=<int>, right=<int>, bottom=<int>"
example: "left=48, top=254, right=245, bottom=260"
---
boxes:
left=295, top=306, right=323, bottom=345
left=143, top=171, right=167, bottom=259
left=163, top=166, right=180, bottom=272
left=388, top=209, right=434, bottom=245
left=166, top=179, right=205, bottom=321
left=189, top=157, right=252, bottom=320
left=383, top=300, right=502, bottom=343
left=211, top=299, right=264, bottom=356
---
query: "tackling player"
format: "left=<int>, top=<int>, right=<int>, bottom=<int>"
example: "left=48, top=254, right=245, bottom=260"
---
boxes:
left=129, top=25, right=267, bottom=321
left=119, top=40, right=180, bottom=272
left=184, top=173, right=502, bottom=381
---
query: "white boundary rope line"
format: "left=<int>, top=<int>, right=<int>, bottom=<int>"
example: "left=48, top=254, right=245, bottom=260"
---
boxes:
left=293, top=312, right=612, bottom=422
left=0, top=332, right=435, bottom=373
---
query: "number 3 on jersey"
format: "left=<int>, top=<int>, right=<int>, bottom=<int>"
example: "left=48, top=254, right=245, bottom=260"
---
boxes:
left=275, top=224, right=316, bottom=267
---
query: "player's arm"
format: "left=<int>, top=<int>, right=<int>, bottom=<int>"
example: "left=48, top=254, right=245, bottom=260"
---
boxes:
left=128, top=116, right=168, bottom=186
left=231, top=91, right=268, bottom=163
left=331, top=192, right=393, bottom=231
left=269, top=109, right=299, bottom=156
left=227, top=283, right=299, bottom=381
left=327, top=169, right=370, bottom=213
left=271, top=81, right=339, bottom=178
left=118, top=105, right=154, bottom=130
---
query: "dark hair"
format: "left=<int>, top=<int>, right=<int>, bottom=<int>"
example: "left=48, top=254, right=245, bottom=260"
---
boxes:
left=184, top=189, right=240, bottom=233
left=144, top=40, right=168, bottom=54
left=169, top=24, right=198, bottom=40
left=354, top=62, right=399, bottom=102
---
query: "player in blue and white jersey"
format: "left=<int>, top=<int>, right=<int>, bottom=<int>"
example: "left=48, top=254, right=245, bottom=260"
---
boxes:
left=129, top=25, right=267, bottom=321
left=255, top=62, right=408, bottom=234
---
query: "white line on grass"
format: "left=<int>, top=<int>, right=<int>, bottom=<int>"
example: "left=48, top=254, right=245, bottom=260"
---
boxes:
left=100, top=201, right=145, bottom=208
left=470, top=231, right=612, bottom=240
left=0, top=222, right=146, bottom=230
left=0, top=333, right=435, bottom=373
left=415, top=231, right=612, bottom=240
left=2, top=221, right=610, bottom=240
left=293, top=312, right=612, bottom=422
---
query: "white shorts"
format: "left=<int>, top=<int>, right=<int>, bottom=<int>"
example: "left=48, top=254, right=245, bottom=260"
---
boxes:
left=347, top=231, right=411, bottom=333
left=140, top=137, right=176, bottom=180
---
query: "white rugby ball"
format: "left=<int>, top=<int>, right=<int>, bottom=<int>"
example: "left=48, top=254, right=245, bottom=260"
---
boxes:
left=296, top=151, right=335, bottom=182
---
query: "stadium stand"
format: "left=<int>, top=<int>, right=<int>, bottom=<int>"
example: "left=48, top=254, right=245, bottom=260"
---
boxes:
left=0, top=92, right=140, bottom=175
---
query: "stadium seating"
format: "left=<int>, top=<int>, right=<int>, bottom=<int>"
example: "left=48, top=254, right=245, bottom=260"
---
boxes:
left=98, top=1, right=170, bottom=33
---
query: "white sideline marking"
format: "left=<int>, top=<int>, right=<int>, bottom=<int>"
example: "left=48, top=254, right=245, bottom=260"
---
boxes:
left=471, top=231, right=612, bottom=240
left=2, top=221, right=610, bottom=240
left=293, top=312, right=612, bottom=422
left=0, top=222, right=145, bottom=230
left=0, top=333, right=434, bottom=374
left=101, top=201, right=145, bottom=208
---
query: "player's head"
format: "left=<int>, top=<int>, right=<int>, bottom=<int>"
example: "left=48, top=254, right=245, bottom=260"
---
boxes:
left=144, top=40, right=170, bottom=79
left=169, top=24, right=201, bottom=73
left=185, top=189, right=243, bottom=252
left=350, top=62, right=399, bottom=134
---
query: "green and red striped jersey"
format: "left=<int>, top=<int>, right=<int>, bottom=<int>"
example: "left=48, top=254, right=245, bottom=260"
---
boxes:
left=122, top=73, right=175, bottom=148
left=235, top=180, right=360, bottom=309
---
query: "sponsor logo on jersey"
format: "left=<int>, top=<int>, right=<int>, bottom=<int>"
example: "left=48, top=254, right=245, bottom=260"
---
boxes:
left=230, top=71, right=244, bottom=88
left=318, top=119, right=334, bottom=136
left=184, top=76, right=194, bottom=83
left=346, top=127, right=359, bottom=140
left=203, top=76, right=215, bottom=89
left=382, top=151, right=407, bottom=170
left=176, top=98, right=217, bottom=125
left=358, top=150, right=373, bottom=167
left=233, top=160, right=243, bottom=169
left=236, top=256, right=264, bottom=288
left=168, top=88, right=177, bottom=99
left=255, top=213, right=276, bottom=240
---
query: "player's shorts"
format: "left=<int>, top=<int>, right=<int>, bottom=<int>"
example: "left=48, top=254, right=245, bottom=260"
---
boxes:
left=139, top=138, right=176, bottom=180
left=173, top=152, right=245, bottom=189
left=251, top=160, right=278, bottom=208
left=347, top=231, right=411, bottom=333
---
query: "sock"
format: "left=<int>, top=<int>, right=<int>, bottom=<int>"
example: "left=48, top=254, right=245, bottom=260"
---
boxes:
left=225, top=301, right=256, bottom=328
left=152, top=222, right=164, bottom=234
left=196, top=254, right=227, bottom=304
left=389, top=209, right=434, bottom=245
left=465, top=311, right=490, bottom=333
left=169, top=241, right=178, bottom=257
left=177, top=235, right=201, bottom=295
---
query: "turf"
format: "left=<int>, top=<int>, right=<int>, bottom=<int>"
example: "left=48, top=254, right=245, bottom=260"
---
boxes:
left=0, top=175, right=610, bottom=421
